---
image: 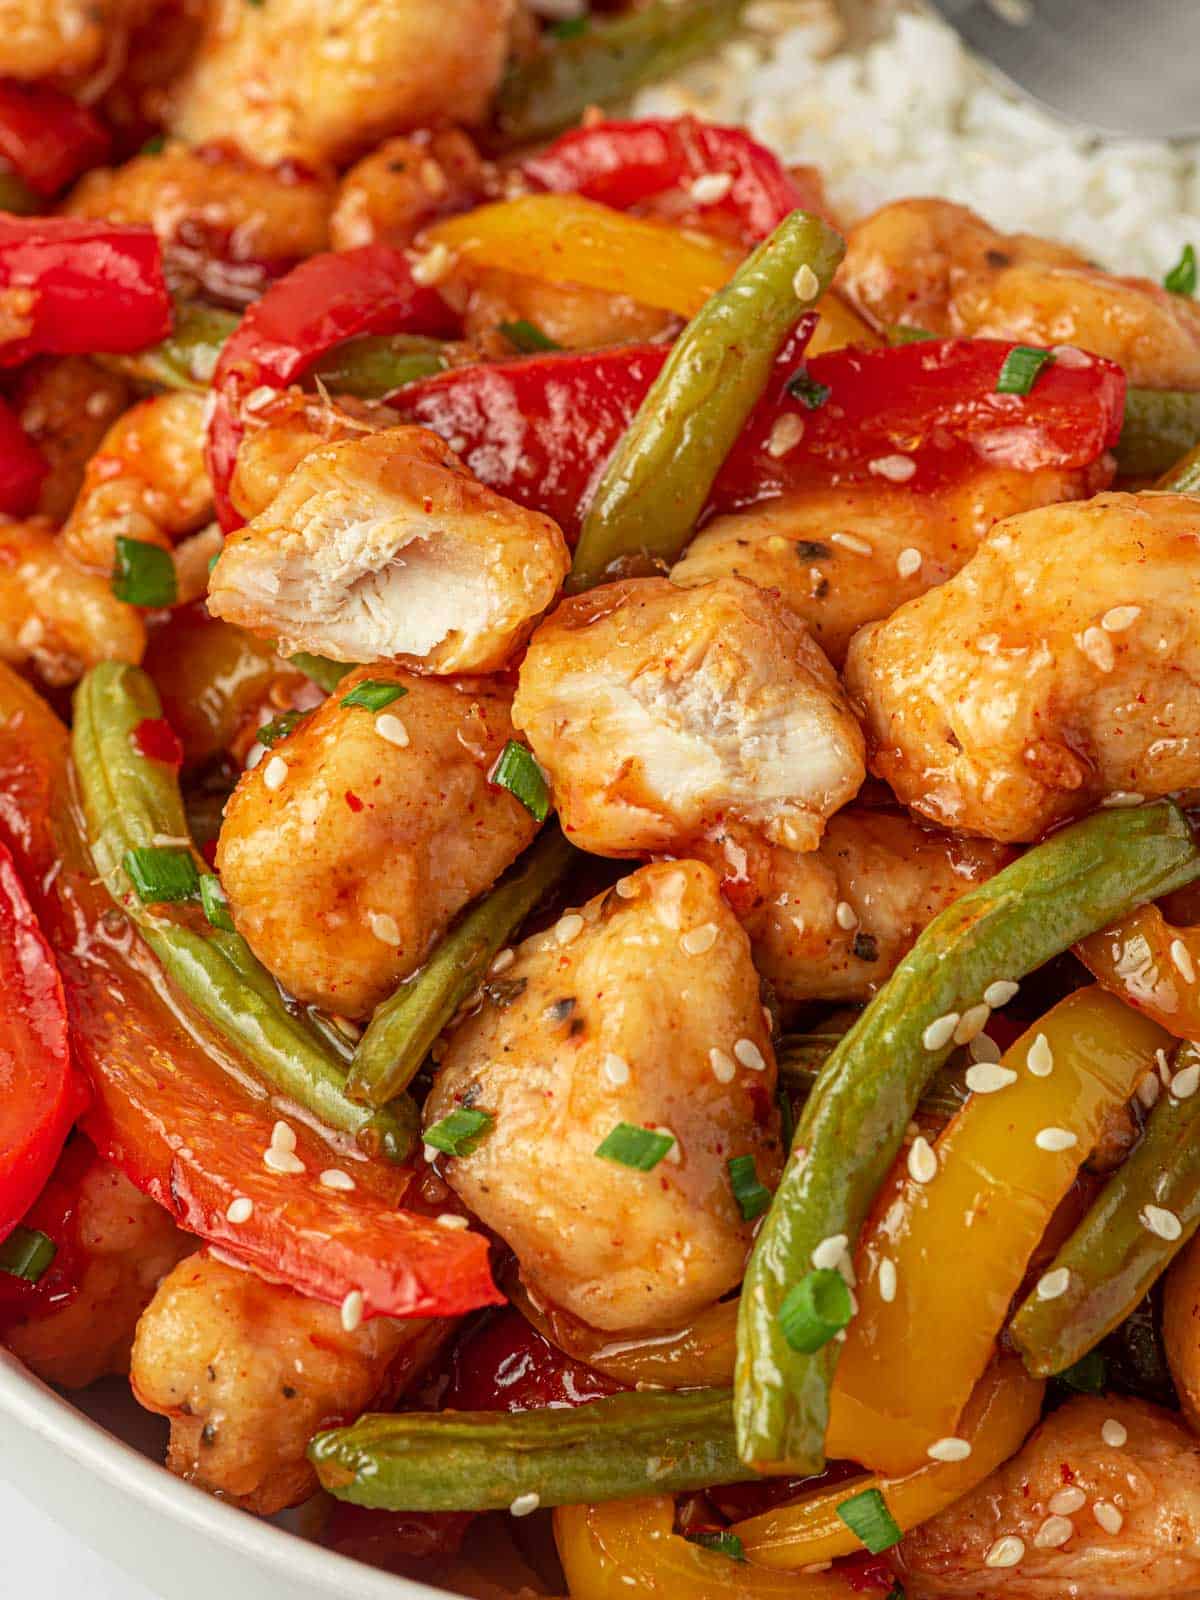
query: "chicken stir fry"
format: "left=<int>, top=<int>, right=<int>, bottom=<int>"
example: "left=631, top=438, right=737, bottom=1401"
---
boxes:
left=2, top=13, right=1200, bottom=1600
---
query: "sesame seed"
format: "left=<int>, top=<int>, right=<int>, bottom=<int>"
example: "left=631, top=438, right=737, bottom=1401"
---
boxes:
left=834, top=900, right=858, bottom=931
left=1101, top=605, right=1141, bottom=632
left=908, top=1136, right=938, bottom=1184
left=965, top=1061, right=1018, bottom=1094
left=340, top=1289, right=364, bottom=1333
left=984, top=979, right=1019, bottom=1008
left=510, top=1492, right=540, bottom=1518
left=1035, top=1126, right=1078, bottom=1152
left=615, top=876, right=638, bottom=898
left=1101, top=790, right=1145, bottom=807
left=681, top=922, right=718, bottom=956
left=878, top=1257, right=897, bottom=1302
left=709, top=1048, right=735, bottom=1084
left=489, top=948, right=515, bottom=974
left=1138, top=1072, right=1161, bottom=1108
left=1033, top=1515, right=1073, bottom=1549
left=375, top=712, right=410, bottom=748
left=830, top=530, right=873, bottom=556
left=435, top=1213, right=470, bottom=1230
left=811, top=1234, right=849, bottom=1271
left=734, top=1038, right=766, bottom=1071
left=1101, top=1417, right=1127, bottom=1447
left=896, top=546, right=923, bottom=579
left=922, top=1013, right=960, bottom=1051
left=969, top=1032, right=1003, bottom=1064
left=422, top=1143, right=439, bottom=1165
left=602, top=1051, right=630, bottom=1086
left=271, top=1120, right=297, bottom=1153
left=367, top=911, right=402, bottom=946
left=1026, top=1033, right=1054, bottom=1077
left=766, top=414, right=805, bottom=458
left=243, top=384, right=277, bottom=413
left=263, top=1148, right=305, bottom=1176
left=927, top=1436, right=972, bottom=1462
left=1159, top=1048, right=1174, bottom=1084
left=262, top=755, right=288, bottom=791
left=689, top=171, right=734, bottom=204
left=245, top=742, right=266, bottom=771
left=410, top=242, right=452, bottom=286
left=984, top=1535, right=1025, bottom=1569
left=226, top=1197, right=253, bottom=1224
left=319, top=1169, right=356, bottom=1192
left=1036, top=1267, right=1071, bottom=1301
left=1051, top=344, right=1092, bottom=368
left=1048, top=1487, right=1086, bottom=1515
left=1079, top=625, right=1115, bottom=673
left=1171, top=938, right=1196, bottom=983
left=555, top=913, right=585, bottom=946
left=793, top=263, right=819, bottom=301
left=954, top=1003, right=991, bottom=1045
left=868, top=454, right=916, bottom=483
left=1093, top=1501, right=1123, bottom=1534
left=1172, top=1061, right=1200, bottom=1100
left=1140, top=1203, right=1182, bottom=1241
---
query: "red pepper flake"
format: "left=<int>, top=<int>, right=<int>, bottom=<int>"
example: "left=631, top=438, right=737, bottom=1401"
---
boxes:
left=345, top=790, right=364, bottom=813
left=132, top=717, right=183, bottom=768
left=201, top=838, right=218, bottom=867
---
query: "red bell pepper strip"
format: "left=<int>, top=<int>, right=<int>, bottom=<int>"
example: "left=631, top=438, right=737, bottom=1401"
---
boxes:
left=0, top=662, right=501, bottom=1322
left=0, top=1136, right=92, bottom=1336
left=0, top=395, right=46, bottom=515
left=521, top=115, right=827, bottom=245
left=206, top=244, right=459, bottom=532
left=0, top=216, right=170, bottom=368
left=0, top=840, right=85, bottom=1243
left=401, top=337, right=1125, bottom=541
left=0, top=80, right=110, bottom=197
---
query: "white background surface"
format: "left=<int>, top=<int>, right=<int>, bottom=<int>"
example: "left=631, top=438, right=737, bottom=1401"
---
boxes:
left=0, top=1474, right=157, bottom=1598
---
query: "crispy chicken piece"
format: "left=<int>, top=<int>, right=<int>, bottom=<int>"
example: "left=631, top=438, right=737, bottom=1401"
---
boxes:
left=427, top=860, right=781, bottom=1332
left=0, top=518, right=145, bottom=685
left=671, top=462, right=1113, bottom=668
left=697, top=807, right=1012, bottom=1006
left=840, top=198, right=1200, bottom=389
left=844, top=492, right=1200, bottom=842
left=12, top=358, right=130, bottom=526
left=513, top=576, right=865, bottom=858
left=5, top=1145, right=191, bottom=1390
left=131, top=1252, right=445, bottom=1514
left=898, top=1396, right=1200, bottom=1598
left=209, top=426, right=570, bottom=674
left=454, top=267, right=676, bottom=359
left=170, top=0, right=515, bottom=168
left=330, top=129, right=488, bottom=252
left=0, top=0, right=122, bottom=80
left=216, top=665, right=537, bottom=1017
left=227, top=389, right=397, bottom=525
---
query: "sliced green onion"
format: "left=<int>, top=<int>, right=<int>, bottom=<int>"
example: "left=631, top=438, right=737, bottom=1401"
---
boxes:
left=139, top=133, right=166, bottom=156
left=995, top=345, right=1054, bottom=396
left=835, top=1486, right=903, bottom=1555
left=498, top=319, right=562, bottom=353
left=289, top=653, right=355, bottom=693
left=112, top=537, right=177, bottom=608
left=1164, top=243, right=1197, bottom=297
left=123, top=845, right=201, bottom=904
left=595, top=1122, right=675, bottom=1171
left=549, top=12, right=589, bottom=38
left=341, top=679, right=408, bottom=713
left=199, top=874, right=235, bottom=932
left=778, top=1268, right=852, bottom=1354
left=686, top=1530, right=745, bottom=1561
left=1058, top=1349, right=1107, bottom=1394
left=885, top=1584, right=907, bottom=1600
left=256, top=710, right=305, bottom=748
left=887, top=324, right=938, bottom=344
left=424, top=1107, right=494, bottom=1157
left=784, top=369, right=831, bottom=409
left=728, top=1155, right=772, bottom=1222
left=0, top=1226, right=56, bottom=1284
left=490, top=740, right=551, bottom=823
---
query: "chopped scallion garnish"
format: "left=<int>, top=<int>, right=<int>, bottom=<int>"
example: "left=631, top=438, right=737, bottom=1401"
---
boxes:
left=686, top=1530, right=745, bottom=1561
left=995, top=345, right=1054, bottom=396
left=200, top=874, right=235, bottom=931
left=778, top=1267, right=853, bottom=1353
left=424, top=1107, right=494, bottom=1157
left=0, top=1226, right=56, bottom=1284
left=341, top=679, right=408, bottom=713
left=490, top=740, right=551, bottom=823
left=887, top=324, right=938, bottom=344
left=835, top=1486, right=902, bottom=1555
left=123, top=845, right=201, bottom=904
left=112, top=536, right=178, bottom=608
left=498, top=319, right=562, bottom=353
left=727, top=1154, right=772, bottom=1222
left=784, top=368, right=831, bottom=409
left=1164, top=243, right=1197, bottom=297
left=256, top=710, right=305, bottom=748
left=595, top=1122, right=674, bottom=1171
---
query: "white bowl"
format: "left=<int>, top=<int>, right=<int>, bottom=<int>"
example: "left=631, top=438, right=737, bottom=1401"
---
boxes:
left=0, top=1348, right=444, bottom=1600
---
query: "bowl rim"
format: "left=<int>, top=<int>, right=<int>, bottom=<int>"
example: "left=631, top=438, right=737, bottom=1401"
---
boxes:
left=0, top=1346, right=445, bottom=1600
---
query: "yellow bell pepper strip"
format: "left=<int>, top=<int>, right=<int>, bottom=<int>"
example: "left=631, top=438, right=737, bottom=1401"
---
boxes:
left=425, top=194, right=743, bottom=319
left=735, top=801, right=1200, bottom=1478
left=730, top=1354, right=1043, bottom=1570
left=1010, top=1039, right=1200, bottom=1377
left=828, top=986, right=1168, bottom=1476
left=806, top=294, right=880, bottom=357
left=554, top=1497, right=865, bottom=1600
left=1077, top=901, right=1200, bottom=1038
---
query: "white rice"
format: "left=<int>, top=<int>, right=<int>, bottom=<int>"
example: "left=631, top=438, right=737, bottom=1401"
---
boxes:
left=634, top=0, right=1199, bottom=276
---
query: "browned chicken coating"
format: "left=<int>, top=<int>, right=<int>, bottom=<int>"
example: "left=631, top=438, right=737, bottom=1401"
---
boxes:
left=169, top=0, right=516, bottom=168
left=671, top=462, right=1113, bottom=668
left=330, top=129, right=489, bottom=252
left=899, top=1396, right=1200, bottom=1598
left=426, top=860, right=781, bottom=1332
left=5, top=1146, right=191, bottom=1390
left=13, top=358, right=130, bottom=526
left=216, top=665, right=538, bottom=1017
left=0, top=0, right=126, bottom=80
left=840, top=198, right=1200, bottom=389
left=696, top=806, right=1012, bottom=1006
left=226, top=389, right=397, bottom=525
left=844, top=492, right=1200, bottom=842
left=452, top=267, right=676, bottom=359
left=131, top=1252, right=446, bottom=1514
left=513, top=576, right=865, bottom=858
left=209, top=426, right=570, bottom=674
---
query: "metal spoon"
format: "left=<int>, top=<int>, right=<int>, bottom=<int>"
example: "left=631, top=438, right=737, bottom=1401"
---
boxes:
left=924, top=0, right=1200, bottom=141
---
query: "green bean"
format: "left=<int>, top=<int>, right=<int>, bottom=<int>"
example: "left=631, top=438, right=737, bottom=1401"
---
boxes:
left=776, top=1032, right=971, bottom=1124
left=568, top=209, right=845, bottom=593
left=1116, top=388, right=1200, bottom=477
left=310, top=334, right=448, bottom=397
left=735, top=801, right=1200, bottom=1474
left=309, top=1388, right=756, bottom=1510
left=1159, top=441, right=1200, bottom=492
left=1010, top=1040, right=1200, bottom=1377
left=72, top=662, right=416, bottom=1163
left=493, top=0, right=748, bottom=149
left=348, top=827, right=577, bottom=1106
